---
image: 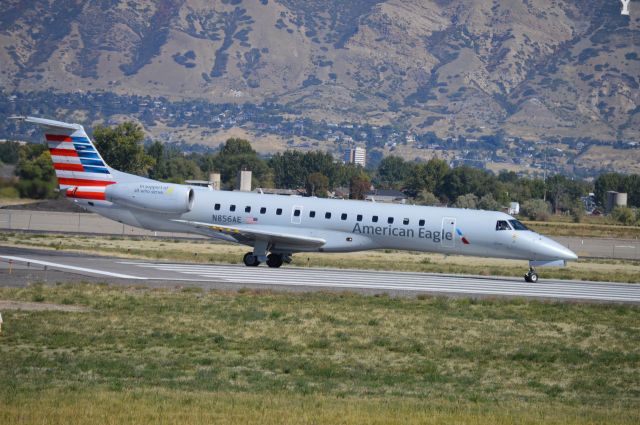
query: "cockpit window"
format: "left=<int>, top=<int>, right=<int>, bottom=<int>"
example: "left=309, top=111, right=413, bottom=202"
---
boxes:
left=509, top=219, right=529, bottom=231
left=496, top=220, right=511, bottom=231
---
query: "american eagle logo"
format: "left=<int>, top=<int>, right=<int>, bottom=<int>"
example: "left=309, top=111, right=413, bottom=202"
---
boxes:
left=456, top=228, right=470, bottom=245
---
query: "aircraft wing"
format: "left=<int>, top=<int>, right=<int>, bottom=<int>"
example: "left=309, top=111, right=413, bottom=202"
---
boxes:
left=172, top=219, right=326, bottom=248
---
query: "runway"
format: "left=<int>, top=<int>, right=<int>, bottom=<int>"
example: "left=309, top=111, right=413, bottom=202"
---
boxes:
left=1, top=247, right=639, bottom=303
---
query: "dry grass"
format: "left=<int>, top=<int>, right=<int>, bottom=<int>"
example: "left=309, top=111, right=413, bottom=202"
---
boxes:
left=1, top=233, right=639, bottom=283
left=0, top=284, right=638, bottom=424
left=524, top=220, right=640, bottom=239
left=577, top=146, right=640, bottom=174
left=0, top=198, right=40, bottom=208
left=2, top=389, right=637, bottom=425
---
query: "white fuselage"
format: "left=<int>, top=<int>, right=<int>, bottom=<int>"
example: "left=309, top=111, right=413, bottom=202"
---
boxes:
left=77, top=185, right=577, bottom=263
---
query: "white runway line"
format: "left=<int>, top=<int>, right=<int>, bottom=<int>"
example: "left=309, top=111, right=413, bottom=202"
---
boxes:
left=2, top=255, right=147, bottom=280
left=118, top=261, right=640, bottom=302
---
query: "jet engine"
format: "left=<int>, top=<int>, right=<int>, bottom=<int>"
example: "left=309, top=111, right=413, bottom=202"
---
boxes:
left=105, top=182, right=194, bottom=214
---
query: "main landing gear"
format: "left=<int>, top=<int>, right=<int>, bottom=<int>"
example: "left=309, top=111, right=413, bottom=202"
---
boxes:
left=243, top=252, right=287, bottom=268
left=243, top=252, right=260, bottom=267
left=524, top=267, right=538, bottom=283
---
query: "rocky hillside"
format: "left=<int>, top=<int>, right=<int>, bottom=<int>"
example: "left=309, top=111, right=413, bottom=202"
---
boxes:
left=0, top=0, right=638, bottom=142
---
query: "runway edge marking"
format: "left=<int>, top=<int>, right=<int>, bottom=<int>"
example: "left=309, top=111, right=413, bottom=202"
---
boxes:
left=1, top=255, right=147, bottom=280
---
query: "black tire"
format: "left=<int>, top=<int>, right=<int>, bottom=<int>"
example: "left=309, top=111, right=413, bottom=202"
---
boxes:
left=243, top=252, right=260, bottom=267
left=524, top=274, right=531, bottom=283
left=529, top=272, right=539, bottom=283
left=266, top=253, right=283, bottom=268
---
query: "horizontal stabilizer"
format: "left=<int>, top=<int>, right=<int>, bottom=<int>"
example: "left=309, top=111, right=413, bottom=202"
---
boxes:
left=10, top=116, right=81, bottom=131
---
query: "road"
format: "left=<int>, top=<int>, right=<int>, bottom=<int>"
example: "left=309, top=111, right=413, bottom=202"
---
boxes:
left=1, top=247, right=639, bottom=304
left=2, top=209, right=639, bottom=260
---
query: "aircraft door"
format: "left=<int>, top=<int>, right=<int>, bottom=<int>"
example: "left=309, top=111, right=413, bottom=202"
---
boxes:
left=291, top=205, right=303, bottom=224
left=441, top=217, right=455, bottom=248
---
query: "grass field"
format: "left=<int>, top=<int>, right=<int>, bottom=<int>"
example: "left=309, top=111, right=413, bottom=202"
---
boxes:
left=523, top=220, right=640, bottom=239
left=0, top=283, right=639, bottom=424
left=1, top=232, right=639, bottom=283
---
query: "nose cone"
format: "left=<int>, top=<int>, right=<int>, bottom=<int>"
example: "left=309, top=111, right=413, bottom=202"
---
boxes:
left=538, top=235, right=578, bottom=261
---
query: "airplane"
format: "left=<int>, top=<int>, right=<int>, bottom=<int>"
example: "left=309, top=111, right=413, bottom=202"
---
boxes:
left=13, top=116, right=577, bottom=283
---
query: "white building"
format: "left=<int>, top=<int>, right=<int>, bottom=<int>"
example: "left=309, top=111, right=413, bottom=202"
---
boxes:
left=345, top=147, right=366, bottom=167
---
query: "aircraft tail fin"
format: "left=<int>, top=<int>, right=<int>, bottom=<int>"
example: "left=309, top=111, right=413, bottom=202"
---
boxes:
left=12, top=116, right=116, bottom=198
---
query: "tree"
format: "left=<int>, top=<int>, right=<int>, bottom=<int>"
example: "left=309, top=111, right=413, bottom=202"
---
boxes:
left=15, top=144, right=57, bottom=199
left=218, top=138, right=255, bottom=156
left=415, top=190, right=439, bottom=206
left=545, top=175, right=588, bottom=213
left=568, top=199, right=585, bottom=223
left=201, top=138, right=272, bottom=189
left=93, top=122, right=154, bottom=175
left=163, top=157, right=204, bottom=183
left=440, top=166, right=494, bottom=202
left=521, top=199, right=551, bottom=221
left=269, top=151, right=307, bottom=188
left=453, top=193, right=478, bottom=209
left=594, top=173, right=623, bottom=207
left=146, top=141, right=167, bottom=180
left=478, top=193, right=501, bottom=211
left=349, top=173, right=371, bottom=200
left=404, top=158, right=449, bottom=197
left=306, top=172, right=329, bottom=197
left=376, top=156, right=412, bottom=189
left=0, top=141, right=20, bottom=165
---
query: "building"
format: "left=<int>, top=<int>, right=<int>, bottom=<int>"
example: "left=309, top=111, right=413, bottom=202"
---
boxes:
left=237, top=170, right=252, bottom=192
left=364, top=189, right=407, bottom=204
left=209, top=173, right=221, bottom=190
left=605, top=191, right=628, bottom=213
left=345, top=147, right=366, bottom=167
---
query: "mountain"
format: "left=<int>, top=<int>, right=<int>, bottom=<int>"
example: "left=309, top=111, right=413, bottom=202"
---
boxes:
left=0, top=0, right=638, bottom=143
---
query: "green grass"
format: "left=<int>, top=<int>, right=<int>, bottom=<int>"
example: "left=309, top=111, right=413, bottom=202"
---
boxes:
left=0, top=283, right=639, bottom=424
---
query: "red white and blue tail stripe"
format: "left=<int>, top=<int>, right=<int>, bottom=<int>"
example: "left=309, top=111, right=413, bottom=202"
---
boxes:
left=15, top=117, right=115, bottom=200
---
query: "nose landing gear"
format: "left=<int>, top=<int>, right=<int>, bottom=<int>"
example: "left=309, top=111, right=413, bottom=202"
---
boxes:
left=524, top=267, right=538, bottom=283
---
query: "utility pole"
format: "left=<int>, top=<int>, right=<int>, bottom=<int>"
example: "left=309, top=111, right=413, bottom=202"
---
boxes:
left=543, top=150, right=547, bottom=202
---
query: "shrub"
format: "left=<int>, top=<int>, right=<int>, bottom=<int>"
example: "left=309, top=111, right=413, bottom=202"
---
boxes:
left=521, top=199, right=552, bottom=221
left=0, top=186, right=19, bottom=198
left=611, top=206, right=636, bottom=225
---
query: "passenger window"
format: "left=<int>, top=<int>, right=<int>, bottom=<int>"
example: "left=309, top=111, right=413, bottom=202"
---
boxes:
left=276, top=208, right=282, bottom=215
left=260, top=207, right=266, bottom=214
left=325, top=212, right=332, bottom=219
left=388, top=217, right=394, bottom=224
left=372, top=215, right=378, bottom=223
left=419, top=219, right=425, bottom=226
left=496, top=220, right=511, bottom=231
left=403, top=218, right=409, bottom=225
left=357, top=214, right=363, bottom=222
left=245, top=206, right=251, bottom=213
left=230, top=205, right=236, bottom=212
left=214, top=203, right=221, bottom=211
left=341, top=213, right=347, bottom=220
left=294, top=209, right=301, bottom=217
left=310, top=211, right=316, bottom=218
